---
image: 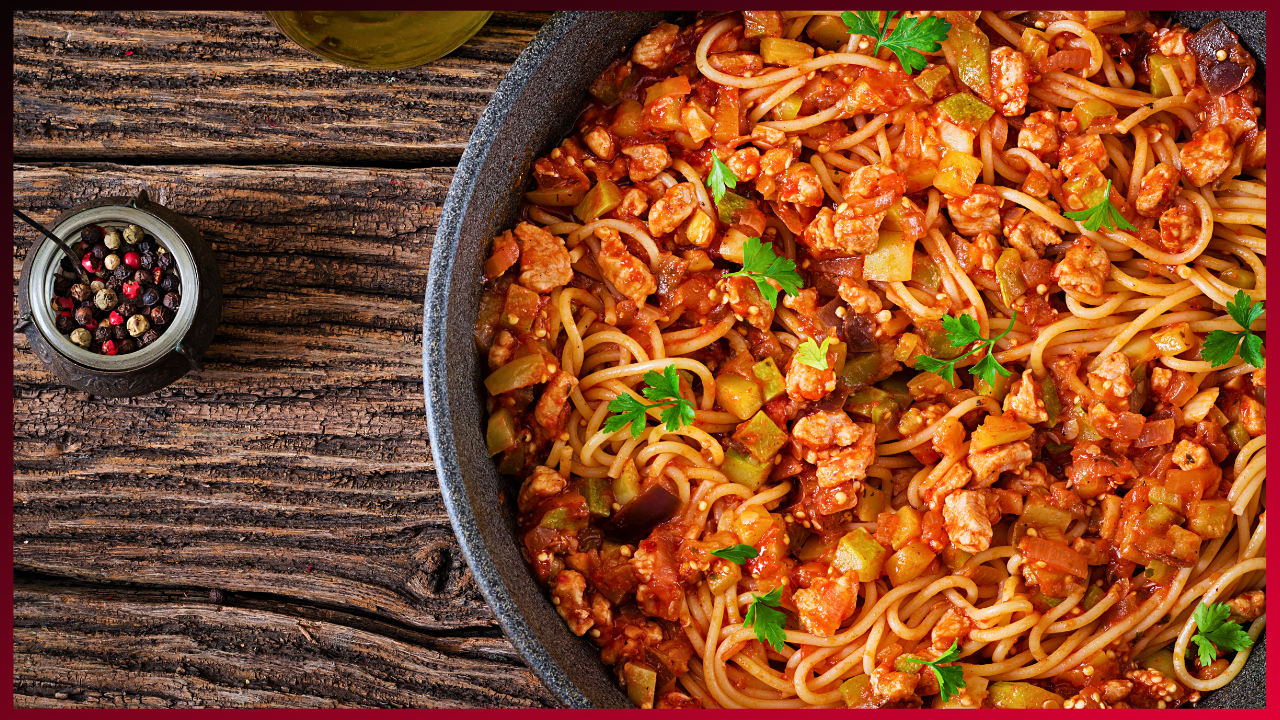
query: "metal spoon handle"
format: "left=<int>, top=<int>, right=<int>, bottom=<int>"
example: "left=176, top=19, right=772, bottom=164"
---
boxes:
left=13, top=208, right=92, bottom=285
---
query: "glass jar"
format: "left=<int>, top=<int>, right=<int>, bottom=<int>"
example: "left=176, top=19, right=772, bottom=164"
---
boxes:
left=266, top=11, right=493, bottom=70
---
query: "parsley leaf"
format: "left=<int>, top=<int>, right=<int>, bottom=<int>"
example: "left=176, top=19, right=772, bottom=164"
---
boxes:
left=795, top=336, right=834, bottom=370
left=743, top=586, right=787, bottom=653
left=1203, top=290, right=1265, bottom=368
left=601, top=365, right=696, bottom=438
left=724, top=236, right=804, bottom=309
left=1191, top=601, right=1254, bottom=667
left=1063, top=179, right=1137, bottom=233
left=912, top=311, right=1017, bottom=386
left=711, top=544, right=759, bottom=564
left=840, top=11, right=951, bottom=75
left=707, top=155, right=739, bottom=204
left=901, top=640, right=967, bottom=702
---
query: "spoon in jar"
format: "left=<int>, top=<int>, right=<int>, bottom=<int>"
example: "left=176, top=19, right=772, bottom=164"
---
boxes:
left=13, top=208, right=92, bottom=285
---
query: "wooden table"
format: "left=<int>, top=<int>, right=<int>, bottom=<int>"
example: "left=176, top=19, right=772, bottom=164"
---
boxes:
left=13, top=11, right=560, bottom=708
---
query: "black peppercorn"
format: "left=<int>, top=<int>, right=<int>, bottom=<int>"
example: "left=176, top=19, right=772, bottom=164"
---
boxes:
left=55, top=313, right=75, bottom=333
left=113, top=324, right=128, bottom=340
left=159, top=275, right=179, bottom=293
left=80, top=300, right=94, bottom=310
left=156, top=253, right=174, bottom=271
left=94, top=324, right=113, bottom=342
left=59, top=257, right=76, bottom=274
left=70, top=283, right=92, bottom=301
left=134, top=269, right=152, bottom=286
left=141, top=287, right=161, bottom=306
left=54, top=276, right=73, bottom=295
left=117, top=300, right=138, bottom=318
left=140, top=329, right=160, bottom=346
left=74, top=306, right=95, bottom=326
left=119, top=338, right=138, bottom=354
left=91, top=243, right=108, bottom=261
left=94, top=267, right=111, bottom=280
left=81, top=224, right=105, bottom=244
left=106, top=277, right=124, bottom=291
left=162, top=292, right=180, bottom=310
left=150, top=306, right=172, bottom=325
left=138, top=239, right=153, bottom=253
left=140, top=252, right=156, bottom=270
left=113, top=265, right=133, bottom=282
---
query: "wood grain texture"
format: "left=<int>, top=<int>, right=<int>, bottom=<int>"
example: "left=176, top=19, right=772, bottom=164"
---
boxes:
left=13, top=11, right=554, bottom=165
left=12, top=162, right=549, bottom=707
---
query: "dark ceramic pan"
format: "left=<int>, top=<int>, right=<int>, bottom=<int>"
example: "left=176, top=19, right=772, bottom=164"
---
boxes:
left=423, top=11, right=1265, bottom=708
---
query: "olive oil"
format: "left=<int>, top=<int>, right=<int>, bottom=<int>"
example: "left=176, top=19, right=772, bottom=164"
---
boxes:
left=267, top=11, right=492, bottom=69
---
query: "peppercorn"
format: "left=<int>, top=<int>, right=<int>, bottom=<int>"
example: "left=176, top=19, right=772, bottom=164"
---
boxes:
left=69, top=328, right=92, bottom=348
left=156, top=252, right=174, bottom=271
left=138, top=239, right=153, bottom=253
left=126, top=314, right=150, bottom=337
left=74, top=306, right=95, bottom=326
left=122, top=281, right=141, bottom=300
left=95, top=268, right=111, bottom=282
left=133, top=269, right=152, bottom=286
left=159, top=275, right=179, bottom=293
left=102, top=339, right=118, bottom=356
left=55, top=311, right=75, bottom=333
left=93, top=288, right=118, bottom=311
left=90, top=280, right=106, bottom=293
left=139, top=288, right=159, bottom=307
left=123, top=224, right=145, bottom=244
left=59, top=256, right=76, bottom=275
left=103, top=227, right=123, bottom=250
left=81, top=224, right=105, bottom=244
left=112, top=323, right=128, bottom=340
left=119, top=337, right=138, bottom=354
left=54, top=278, right=73, bottom=297
left=153, top=267, right=164, bottom=284
left=103, top=253, right=121, bottom=271
left=140, top=329, right=159, bottom=346
left=70, top=283, right=92, bottom=301
left=119, top=299, right=140, bottom=317
left=91, top=243, right=108, bottom=261
left=106, top=277, right=124, bottom=292
left=93, top=324, right=112, bottom=342
left=81, top=254, right=101, bottom=273
left=150, top=306, right=172, bottom=326
left=53, top=297, right=74, bottom=313
left=140, top=252, right=156, bottom=270
left=83, top=318, right=99, bottom=332
left=162, top=292, right=180, bottom=310
left=112, top=266, right=132, bottom=282
left=123, top=252, right=141, bottom=270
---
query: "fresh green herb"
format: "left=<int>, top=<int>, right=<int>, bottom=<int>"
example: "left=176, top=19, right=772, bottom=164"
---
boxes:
left=725, top=236, right=804, bottom=309
left=1190, top=601, right=1255, bottom=667
left=795, top=336, right=834, bottom=370
left=914, top=311, right=1016, bottom=387
left=601, top=365, right=696, bottom=438
left=901, top=640, right=967, bottom=702
left=840, top=11, right=951, bottom=75
left=707, top=155, right=739, bottom=204
left=711, top=544, right=760, bottom=564
left=1202, top=290, right=1265, bottom=368
left=744, top=586, right=787, bottom=653
left=1063, top=179, right=1137, bottom=233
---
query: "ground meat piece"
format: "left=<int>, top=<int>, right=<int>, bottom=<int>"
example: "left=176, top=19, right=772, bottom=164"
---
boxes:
left=1181, top=126, right=1234, bottom=187
left=1227, top=589, right=1265, bottom=621
left=968, top=439, right=1033, bottom=486
left=793, top=575, right=858, bottom=637
left=1064, top=680, right=1134, bottom=709
left=1125, top=667, right=1194, bottom=708
left=793, top=412, right=876, bottom=487
left=837, top=276, right=883, bottom=316
left=631, top=22, right=679, bottom=69
left=727, top=146, right=761, bottom=182
left=947, top=185, right=1003, bottom=237
left=1172, top=439, right=1212, bottom=470
left=518, top=465, right=566, bottom=513
left=1155, top=25, right=1191, bottom=57
left=792, top=409, right=862, bottom=450
left=943, top=490, right=993, bottom=553
left=1239, top=393, right=1266, bottom=436
left=812, top=442, right=876, bottom=489
left=778, top=162, right=825, bottom=206
left=1003, top=207, right=1062, bottom=261
left=1052, top=236, right=1109, bottom=297
left=631, top=534, right=683, bottom=622
left=622, top=143, right=672, bottom=182
left=1157, top=203, right=1201, bottom=253
left=870, top=664, right=920, bottom=706
left=583, top=126, right=616, bottom=161
left=719, top=275, right=774, bottom=330
left=594, top=228, right=656, bottom=304
left=515, top=222, right=573, bottom=293
left=920, top=463, right=972, bottom=511
left=990, top=46, right=1030, bottom=116
left=488, top=329, right=518, bottom=370
left=930, top=605, right=974, bottom=651
left=840, top=163, right=906, bottom=214
left=1004, top=369, right=1048, bottom=424
left=951, top=231, right=1002, bottom=274
left=657, top=691, right=703, bottom=709
left=750, top=124, right=789, bottom=151
left=1018, top=109, right=1060, bottom=158
left=648, top=182, right=699, bottom=237
left=831, top=208, right=887, bottom=254
left=786, top=346, right=837, bottom=402
left=1086, top=352, right=1134, bottom=400
left=619, top=187, right=649, bottom=216
left=684, top=209, right=716, bottom=248
left=1060, top=134, right=1110, bottom=178
left=1134, top=163, right=1181, bottom=218
left=535, top=370, right=578, bottom=430
left=551, top=570, right=594, bottom=636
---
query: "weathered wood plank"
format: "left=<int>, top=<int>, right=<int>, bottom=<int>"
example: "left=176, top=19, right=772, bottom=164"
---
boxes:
left=14, top=576, right=555, bottom=708
left=13, top=11, right=554, bottom=164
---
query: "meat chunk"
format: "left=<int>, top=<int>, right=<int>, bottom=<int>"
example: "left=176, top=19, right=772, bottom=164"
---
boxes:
left=1239, top=393, right=1266, bottom=436
left=631, top=22, right=679, bottom=69
left=648, top=182, right=699, bottom=237
left=1157, top=203, right=1201, bottom=253
left=930, top=605, right=974, bottom=651
left=726, top=146, right=762, bottom=182
left=840, top=163, right=906, bottom=213
left=920, top=463, right=972, bottom=511
left=1181, top=127, right=1234, bottom=187
left=947, top=185, right=1003, bottom=237
left=792, top=411, right=877, bottom=487
left=786, top=345, right=837, bottom=401
left=793, top=575, right=858, bottom=637
left=1086, top=352, right=1134, bottom=400
left=951, top=231, right=1001, bottom=274
left=518, top=465, right=566, bottom=513
left=621, top=143, right=672, bottom=182
left=582, top=126, right=616, bottom=161
left=535, top=370, right=578, bottom=430
left=619, top=187, right=649, bottom=217
left=488, top=329, right=517, bottom=370
left=719, top=274, right=774, bottom=330
left=1134, top=163, right=1181, bottom=218
left=1003, top=369, right=1048, bottom=424
left=551, top=570, right=594, bottom=636
left=813, top=442, right=877, bottom=489
left=1018, top=109, right=1060, bottom=158
left=838, top=277, right=883, bottom=315
left=1172, top=439, right=1212, bottom=470
left=1227, top=589, right=1265, bottom=622
left=1125, top=667, right=1193, bottom=709
left=833, top=208, right=887, bottom=254
left=515, top=222, right=573, bottom=293
left=595, top=227, right=656, bottom=304
left=1003, top=208, right=1062, bottom=261
left=943, top=490, right=993, bottom=553
left=778, top=162, right=825, bottom=206
left=967, top=439, right=1033, bottom=486
left=1052, top=236, right=1109, bottom=297
left=990, top=46, right=1030, bottom=117
left=792, top=409, right=863, bottom=450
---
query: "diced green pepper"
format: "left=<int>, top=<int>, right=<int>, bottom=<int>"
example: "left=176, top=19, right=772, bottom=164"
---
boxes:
left=751, top=357, right=786, bottom=401
left=1129, top=362, right=1149, bottom=414
left=846, top=387, right=898, bottom=434
left=716, top=191, right=750, bottom=224
left=1064, top=163, right=1108, bottom=209
left=1141, top=503, right=1182, bottom=533
left=1073, top=98, right=1118, bottom=131
left=973, top=368, right=1012, bottom=402
left=540, top=503, right=586, bottom=532
left=834, top=528, right=888, bottom=582
left=1148, top=54, right=1178, bottom=97
left=839, top=352, right=883, bottom=389
left=1022, top=502, right=1073, bottom=531
left=1032, top=591, right=1065, bottom=609
left=760, top=37, right=814, bottom=66
left=1042, top=377, right=1061, bottom=427
left=1019, top=29, right=1049, bottom=68
left=584, top=476, right=613, bottom=517
left=486, top=408, right=517, bottom=456
left=1220, top=267, right=1256, bottom=289
left=1082, top=584, right=1105, bottom=610
left=732, top=411, right=789, bottom=462
left=613, top=458, right=641, bottom=507
left=855, top=484, right=885, bottom=522
left=913, top=65, right=951, bottom=99
left=806, top=14, right=850, bottom=49
left=717, top=373, right=764, bottom=420
left=573, top=179, right=623, bottom=223
left=1072, top=403, right=1103, bottom=441
left=987, top=681, right=1065, bottom=709
left=722, top=447, right=773, bottom=490
left=495, top=444, right=525, bottom=475
left=936, top=92, right=995, bottom=130
left=1225, top=421, right=1251, bottom=449
left=706, top=560, right=742, bottom=595
left=911, top=252, right=941, bottom=290
left=995, top=248, right=1026, bottom=308
left=945, top=12, right=991, bottom=98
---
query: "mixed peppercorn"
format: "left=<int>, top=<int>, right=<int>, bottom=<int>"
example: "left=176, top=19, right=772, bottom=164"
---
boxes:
left=50, top=223, right=181, bottom=356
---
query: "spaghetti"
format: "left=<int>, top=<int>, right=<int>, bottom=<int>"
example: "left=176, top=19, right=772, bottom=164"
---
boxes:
left=474, top=11, right=1265, bottom=709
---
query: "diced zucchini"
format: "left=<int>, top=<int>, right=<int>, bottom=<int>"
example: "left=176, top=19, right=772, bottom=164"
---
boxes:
left=613, top=458, right=641, bottom=506
left=987, top=681, right=1065, bottom=709
left=855, top=484, right=885, bottom=523
left=1225, top=421, right=1251, bottom=448
left=934, top=150, right=983, bottom=197
left=834, top=527, right=888, bottom=582
left=751, top=357, right=786, bottom=401
left=838, top=352, right=883, bottom=389
left=540, top=504, right=586, bottom=532
left=914, top=65, right=951, bottom=99
left=1186, top=498, right=1232, bottom=538
left=863, top=231, right=914, bottom=282
left=805, top=14, right=850, bottom=49
left=573, top=179, right=623, bottom=223
left=759, top=37, right=814, bottom=66
left=911, top=252, right=941, bottom=290
left=971, top=415, right=1034, bottom=452
left=584, top=476, right=613, bottom=517
left=1141, top=503, right=1182, bottom=533
left=889, top=506, right=923, bottom=550
left=624, top=661, right=659, bottom=709
left=743, top=10, right=783, bottom=38
left=936, top=92, right=995, bottom=129
left=941, top=545, right=973, bottom=570
left=1073, top=98, right=1117, bottom=131
left=611, top=98, right=644, bottom=138
left=973, top=368, right=1012, bottom=402
left=716, top=191, right=750, bottom=224
left=484, top=353, right=551, bottom=396
left=1019, top=29, right=1050, bottom=68
left=885, top=541, right=937, bottom=586
left=1063, top=162, right=1107, bottom=209
left=995, top=248, right=1026, bottom=308
left=796, top=533, right=837, bottom=562
left=840, top=674, right=874, bottom=708
left=1144, top=558, right=1177, bottom=582
left=1148, top=486, right=1182, bottom=509
left=1148, top=54, right=1178, bottom=97
left=495, top=444, right=525, bottom=475
left=722, top=447, right=772, bottom=490
left=1021, top=502, right=1073, bottom=531
left=486, top=408, right=517, bottom=456
left=945, top=12, right=991, bottom=98
left=717, top=373, right=764, bottom=420
left=706, top=560, right=742, bottom=595
left=732, top=411, right=789, bottom=462
left=1042, top=377, right=1061, bottom=427
left=771, top=94, right=802, bottom=121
